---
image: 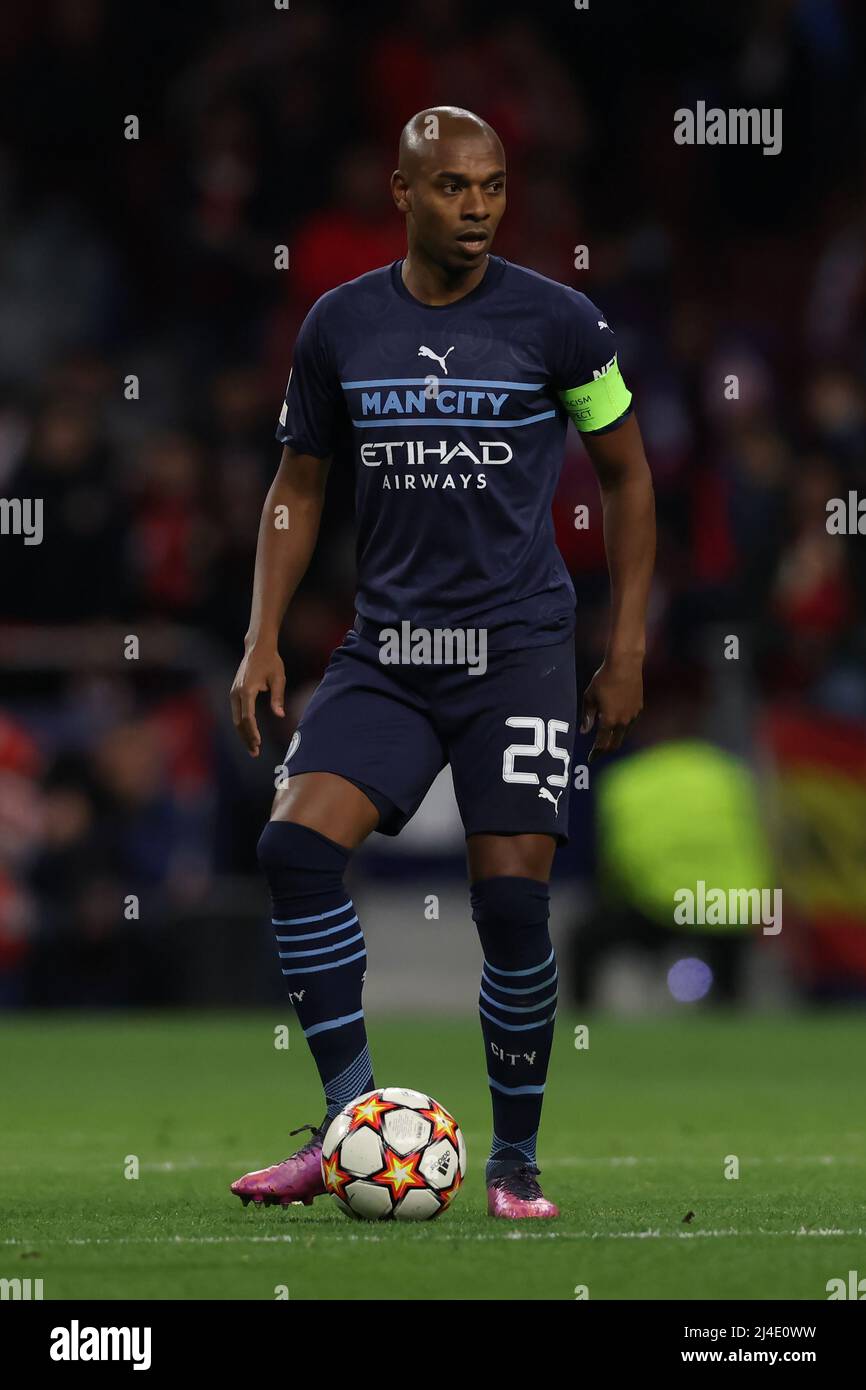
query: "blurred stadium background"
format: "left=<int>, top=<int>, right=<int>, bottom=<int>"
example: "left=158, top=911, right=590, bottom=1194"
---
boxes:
left=1, top=0, right=865, bottom=1019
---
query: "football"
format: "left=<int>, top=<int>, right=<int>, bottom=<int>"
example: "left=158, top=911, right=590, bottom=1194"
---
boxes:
left=321, top=1087, right=467, bottom=1221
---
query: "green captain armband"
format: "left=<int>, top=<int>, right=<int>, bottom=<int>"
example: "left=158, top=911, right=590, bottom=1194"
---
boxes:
left=558, top=355, right=632, bottom=433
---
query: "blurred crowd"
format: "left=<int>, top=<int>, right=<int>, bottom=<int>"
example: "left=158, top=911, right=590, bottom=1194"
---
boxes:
left=0, top=0, right=864, bottom=1003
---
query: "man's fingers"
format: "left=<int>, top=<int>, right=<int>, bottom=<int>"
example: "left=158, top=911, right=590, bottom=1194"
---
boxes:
left=580, top=690, right=598, bottom=735
left=269, top=668, right=286, bottom=719
left=239, top=686, right=263, bottom=755
left=231, top=666, right=286, bottom=754
left=588, top=720, right=620, bottom=764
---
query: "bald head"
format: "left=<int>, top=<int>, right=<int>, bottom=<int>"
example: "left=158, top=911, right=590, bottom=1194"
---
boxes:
left=392, top=106, right=507, bottom=275
left=398, top=107, right=504, bottom=181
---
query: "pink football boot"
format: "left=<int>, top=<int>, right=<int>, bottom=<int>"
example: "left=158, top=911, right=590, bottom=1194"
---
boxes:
left=487, top=1163, right=559, bottom=1219
left=231, top=1120, right=328, bottom=1208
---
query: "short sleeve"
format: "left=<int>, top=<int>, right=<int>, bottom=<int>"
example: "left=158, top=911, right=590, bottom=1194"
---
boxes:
left=551, top=289, right=633, bottom=435
left=275, top=297, right=344, bottom=457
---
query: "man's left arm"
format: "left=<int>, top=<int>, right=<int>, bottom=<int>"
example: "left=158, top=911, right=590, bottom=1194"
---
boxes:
left=580, top=412, right=656, bottom=761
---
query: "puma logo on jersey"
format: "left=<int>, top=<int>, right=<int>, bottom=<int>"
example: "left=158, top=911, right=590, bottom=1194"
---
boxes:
left=418, top=345, right=455, bottom=374
left=538, top=787, right=563, bottom=813
left=598, top=319, right=611, bottom=331
left=288, top=989, right=306, bottom=1004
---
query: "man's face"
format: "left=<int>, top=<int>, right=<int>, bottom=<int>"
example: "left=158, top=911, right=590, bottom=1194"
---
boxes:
left=398, top=137, right=506, bottom=271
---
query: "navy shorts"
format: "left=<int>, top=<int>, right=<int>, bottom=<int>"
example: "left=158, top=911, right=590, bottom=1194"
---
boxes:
left=282, top=618, right=577, bottom=845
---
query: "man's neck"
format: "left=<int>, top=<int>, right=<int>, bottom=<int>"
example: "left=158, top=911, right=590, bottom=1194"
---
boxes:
left=401, top=250, right=489, bottom=306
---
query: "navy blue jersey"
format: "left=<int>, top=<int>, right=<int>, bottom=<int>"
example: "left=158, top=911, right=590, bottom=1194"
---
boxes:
left=276, top=255, right=633, bottom=650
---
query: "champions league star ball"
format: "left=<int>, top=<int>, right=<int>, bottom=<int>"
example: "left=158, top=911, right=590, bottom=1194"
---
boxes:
left=321, top=1087, right=467, bottom=1221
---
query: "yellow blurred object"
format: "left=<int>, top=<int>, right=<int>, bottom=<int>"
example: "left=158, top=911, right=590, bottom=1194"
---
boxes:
left=596, top=740, right=774, bottom=931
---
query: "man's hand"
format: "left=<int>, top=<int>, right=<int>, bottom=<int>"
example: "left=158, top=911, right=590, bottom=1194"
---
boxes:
left=579, top=412, right=654, bottom=762
left=231, top=447, right=329, bottom=756
left=230, top=643, right=286, bottom=757
left=580, top=653, right=643, bottom=763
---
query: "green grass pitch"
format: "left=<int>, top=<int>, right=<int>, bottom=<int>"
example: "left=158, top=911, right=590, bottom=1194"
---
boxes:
left=2, top=1011, right=864, bottom=1300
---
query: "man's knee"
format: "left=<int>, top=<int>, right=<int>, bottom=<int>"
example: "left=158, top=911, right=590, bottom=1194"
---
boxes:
left=257, top=819, right=350, bottom=897
left=470, top=876, right=551, bottom=932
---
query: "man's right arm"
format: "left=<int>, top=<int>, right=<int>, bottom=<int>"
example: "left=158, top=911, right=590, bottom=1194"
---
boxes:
left=230, top=444, right=331, bottom=757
